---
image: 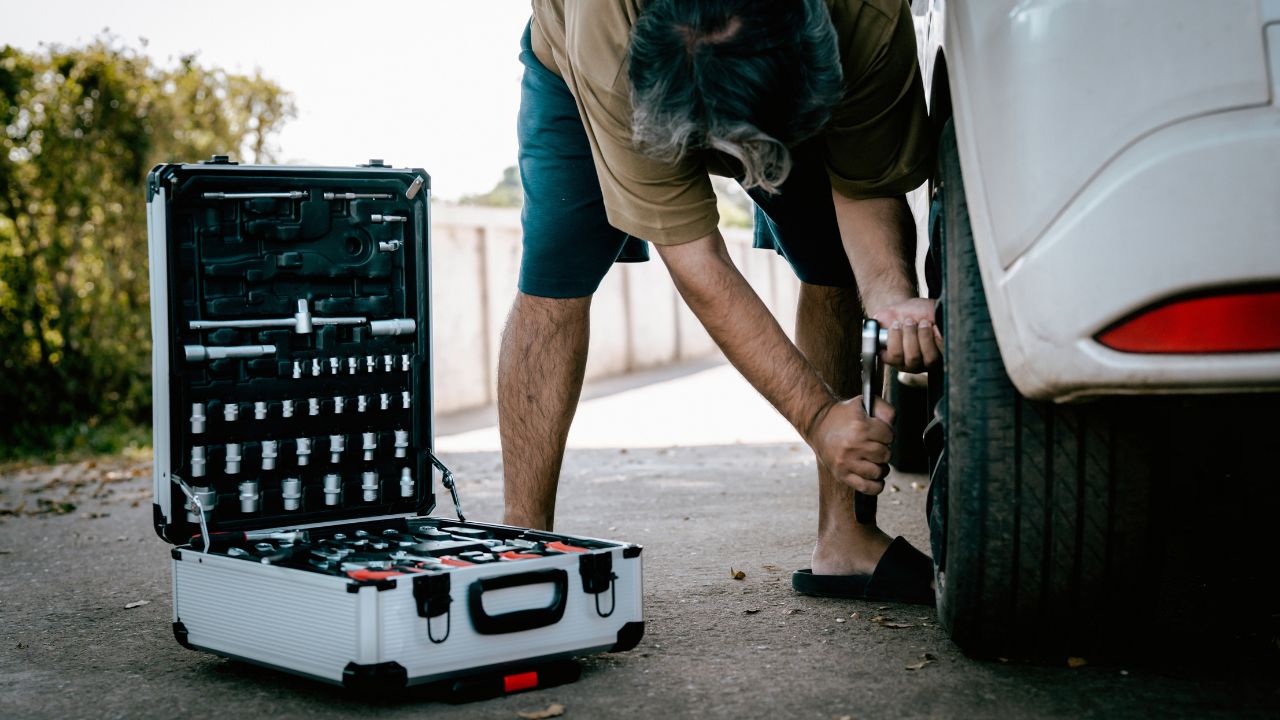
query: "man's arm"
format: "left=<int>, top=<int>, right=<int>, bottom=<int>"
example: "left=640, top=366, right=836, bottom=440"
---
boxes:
left=656, top=231, right=894, bottom=493
left=832, top=191, right=941, bottom=372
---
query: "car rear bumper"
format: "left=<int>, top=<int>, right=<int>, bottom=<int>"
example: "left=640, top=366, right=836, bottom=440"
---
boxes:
left=993, top=106, right=1280, bottom=401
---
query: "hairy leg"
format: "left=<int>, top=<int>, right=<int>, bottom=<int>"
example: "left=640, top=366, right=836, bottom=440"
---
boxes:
left=498, top=291, right=591, bottom=531
left=794, top=282, right=893, bottom=575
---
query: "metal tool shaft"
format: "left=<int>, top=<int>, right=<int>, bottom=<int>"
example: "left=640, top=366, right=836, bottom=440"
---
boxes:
left=202, top=191, right=305, bottom=200
left=855, top=319, right=888, bottom=525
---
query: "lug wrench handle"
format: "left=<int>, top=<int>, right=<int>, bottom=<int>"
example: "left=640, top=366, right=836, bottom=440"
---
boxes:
left=855, top=319, right=889, bottom=525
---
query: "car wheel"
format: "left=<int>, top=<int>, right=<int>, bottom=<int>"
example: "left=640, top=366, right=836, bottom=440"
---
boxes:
left=932, top=118, right=1168, bottom=655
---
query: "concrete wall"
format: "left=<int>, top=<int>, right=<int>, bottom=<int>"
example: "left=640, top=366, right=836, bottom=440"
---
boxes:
left=429, top=204, right=801, bottom=414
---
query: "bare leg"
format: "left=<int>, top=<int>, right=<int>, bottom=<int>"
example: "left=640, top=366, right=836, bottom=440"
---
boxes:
left=794, top=282, right=893, bottom=575
left=498, top=291, right=591, bottom=531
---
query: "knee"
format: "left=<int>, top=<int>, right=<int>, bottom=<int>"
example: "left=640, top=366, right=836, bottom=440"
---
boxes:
left=799, top=282, right=862, bottom=315
left=507, top=291, right=592, bottom=331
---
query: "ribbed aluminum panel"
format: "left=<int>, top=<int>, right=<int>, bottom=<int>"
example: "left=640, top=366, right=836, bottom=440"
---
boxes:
left=173, top=555, right=358, bottom=682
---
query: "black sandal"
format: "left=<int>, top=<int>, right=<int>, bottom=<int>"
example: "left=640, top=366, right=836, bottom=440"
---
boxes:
left=792, top=536, right=935, bottom=605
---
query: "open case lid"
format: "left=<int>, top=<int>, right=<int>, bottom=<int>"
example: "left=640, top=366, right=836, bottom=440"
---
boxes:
left=146, top=156, right=437, bottom=543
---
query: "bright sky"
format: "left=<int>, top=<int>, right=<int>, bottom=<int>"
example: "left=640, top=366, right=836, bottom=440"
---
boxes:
left=2, top=1, right=532, bottom=200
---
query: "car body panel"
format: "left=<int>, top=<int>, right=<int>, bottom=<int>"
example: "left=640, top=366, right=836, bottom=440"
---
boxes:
left=912, top=0, right=1280, bottom=400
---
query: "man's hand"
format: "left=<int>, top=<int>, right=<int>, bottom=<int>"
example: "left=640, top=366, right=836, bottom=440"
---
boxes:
left=808, top=396, right=896, bottom=494
left=875, top=297, right=942, bottom=373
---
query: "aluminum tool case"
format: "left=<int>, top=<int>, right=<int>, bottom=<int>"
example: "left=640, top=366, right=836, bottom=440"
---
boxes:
left=147, top=157, right=643, bottom=694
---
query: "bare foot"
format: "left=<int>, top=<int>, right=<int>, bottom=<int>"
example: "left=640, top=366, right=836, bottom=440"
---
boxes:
left=810, top=523, right=893, bottom=576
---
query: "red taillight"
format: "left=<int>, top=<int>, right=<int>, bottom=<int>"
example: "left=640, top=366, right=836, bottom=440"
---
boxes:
left=503, top=671, right=539, bottom=693
left=1097, top=289, right=1280, bottom=354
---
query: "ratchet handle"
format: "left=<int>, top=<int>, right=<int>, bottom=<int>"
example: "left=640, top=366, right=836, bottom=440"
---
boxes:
left=855, top=319, right=887, bottom=525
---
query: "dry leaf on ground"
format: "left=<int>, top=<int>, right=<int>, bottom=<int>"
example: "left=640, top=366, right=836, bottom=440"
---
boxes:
left=905, top=652, right=937, bottom=671
left=784, top=608, right=802, bottom=615
left=1068, top=657, right=1088, bottom=668
left=730, top=568, right=746, bottom=580
left=124, top=600, right=150, bottom=609
left=517, top=704, right=565, bottom=720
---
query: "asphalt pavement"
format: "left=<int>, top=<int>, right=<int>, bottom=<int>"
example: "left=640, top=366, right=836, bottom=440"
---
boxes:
left=1, top=361, right=1277, bottom=719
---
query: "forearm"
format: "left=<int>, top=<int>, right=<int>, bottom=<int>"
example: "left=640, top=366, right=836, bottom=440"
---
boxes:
left=832, top=191, right=917, bottom=316
left=656, top=231, right=836, bottom=440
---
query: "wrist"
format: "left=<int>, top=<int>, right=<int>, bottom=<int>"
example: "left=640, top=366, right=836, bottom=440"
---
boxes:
left=801, top=396, right=838, bottom=447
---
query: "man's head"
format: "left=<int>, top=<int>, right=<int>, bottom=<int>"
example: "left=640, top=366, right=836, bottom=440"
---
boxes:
left=628, top=0, right=843, bottom=193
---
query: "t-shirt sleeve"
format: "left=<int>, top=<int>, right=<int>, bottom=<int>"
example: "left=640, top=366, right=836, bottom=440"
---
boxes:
left=824, top=0, right=935, bottom=199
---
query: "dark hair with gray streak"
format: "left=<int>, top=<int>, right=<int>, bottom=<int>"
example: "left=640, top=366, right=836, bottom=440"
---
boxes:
left=628, top=0, right=844, bottom=193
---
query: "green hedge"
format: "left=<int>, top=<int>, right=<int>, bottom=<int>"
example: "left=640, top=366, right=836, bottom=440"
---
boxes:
left=0, top=36, right=294, bottom=460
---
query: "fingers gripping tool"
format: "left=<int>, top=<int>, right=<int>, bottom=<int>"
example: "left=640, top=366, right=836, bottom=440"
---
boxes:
left=855, top=319, right=890, bottom=525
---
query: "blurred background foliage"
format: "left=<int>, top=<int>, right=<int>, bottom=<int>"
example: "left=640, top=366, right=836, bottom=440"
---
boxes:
left=0, top=35, right=294, bottom=461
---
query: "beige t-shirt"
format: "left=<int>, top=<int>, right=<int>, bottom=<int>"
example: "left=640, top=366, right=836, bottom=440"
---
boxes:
left=530, top=0, right=934, bottom=245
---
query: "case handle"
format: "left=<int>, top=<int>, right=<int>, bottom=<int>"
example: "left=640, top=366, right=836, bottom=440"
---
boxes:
left=468, top=569, right=568, bottom=635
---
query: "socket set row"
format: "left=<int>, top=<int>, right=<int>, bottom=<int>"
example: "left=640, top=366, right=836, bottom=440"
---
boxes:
left=191, top=521, right=611, bottom=581
left=189, top=430, right=412, bottom=474
left=189, top=393, right=411, bottom=429
left=184, top=466, right=419, bottom=521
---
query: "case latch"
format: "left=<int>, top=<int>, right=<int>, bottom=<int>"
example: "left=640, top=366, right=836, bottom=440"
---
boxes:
left=360, top=158, right=388, bottom=168
left=200, top=154, right=238, bottom=165
left=579, top=552, right=618, bottom=618
left=413, top=573, right=452, bottom=644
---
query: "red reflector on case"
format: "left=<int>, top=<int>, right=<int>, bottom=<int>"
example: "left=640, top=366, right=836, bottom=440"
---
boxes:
left=545, top=541, right=588, bottom=554
left=1097, top=290, right=1280, bottom=354
left=504, top=671, right=538, bottom=693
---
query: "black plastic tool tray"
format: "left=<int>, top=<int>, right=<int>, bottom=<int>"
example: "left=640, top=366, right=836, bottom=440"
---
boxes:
left=149, top=158, right=434, bottom=543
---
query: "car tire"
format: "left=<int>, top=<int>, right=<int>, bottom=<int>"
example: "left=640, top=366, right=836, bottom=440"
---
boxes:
left=932, top=119, right=1168, bottom=655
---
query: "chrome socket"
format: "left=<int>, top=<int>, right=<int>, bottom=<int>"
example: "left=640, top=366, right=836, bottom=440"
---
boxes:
left=333, top=396, right=346, bottom=414
left=223, top=403, right=239, bottom=423
left=261, top=440, right=278, bottom=470
left=380, top=393, right=391, bottom=411
left=357, top=395, right=369, bottom=413
left=348, top=357, right=358, bottom=375
left=225, top=443, right=242, bottom=474
left=323, top=473, right=342, bottom=506
left=191, top=403, right=206, bottom=434
left=187, top=486, right=217, bottom=523
left=311, top=358, right=322, bottom=377
left=281, top=477, right=302, bottom=511
left=362, top=432, right=378, bottom=461
left=329, top=434, right=345, bottom=463
left=402, top=391, right=411, bottom=409
left=239, top=480, right=260, bottom=514
left=361, top=471, right=379, bottom=502
left=254, top=401, right=268, bottom=420
left=308, top=397, right=320, bottom=416
left=394, top=429, right=409, bottom=458
left=282, top=399, right=294, bottom=418
left=191, top=446, right=207, bottom=478
left=400, top=467, right=414, bottom=498
left=296, top=437, right=312, bottom=466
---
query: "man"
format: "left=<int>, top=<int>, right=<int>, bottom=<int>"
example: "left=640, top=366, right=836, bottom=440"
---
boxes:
left=500, top=0, right=941, bottom=604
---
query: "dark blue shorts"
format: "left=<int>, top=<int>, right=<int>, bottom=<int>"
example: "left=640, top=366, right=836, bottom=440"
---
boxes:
left=516, top=24, right=856, bottom=299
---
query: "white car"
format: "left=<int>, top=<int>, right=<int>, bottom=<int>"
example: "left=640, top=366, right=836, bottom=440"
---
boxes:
left=906, top=0, right=1280, bottom=654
